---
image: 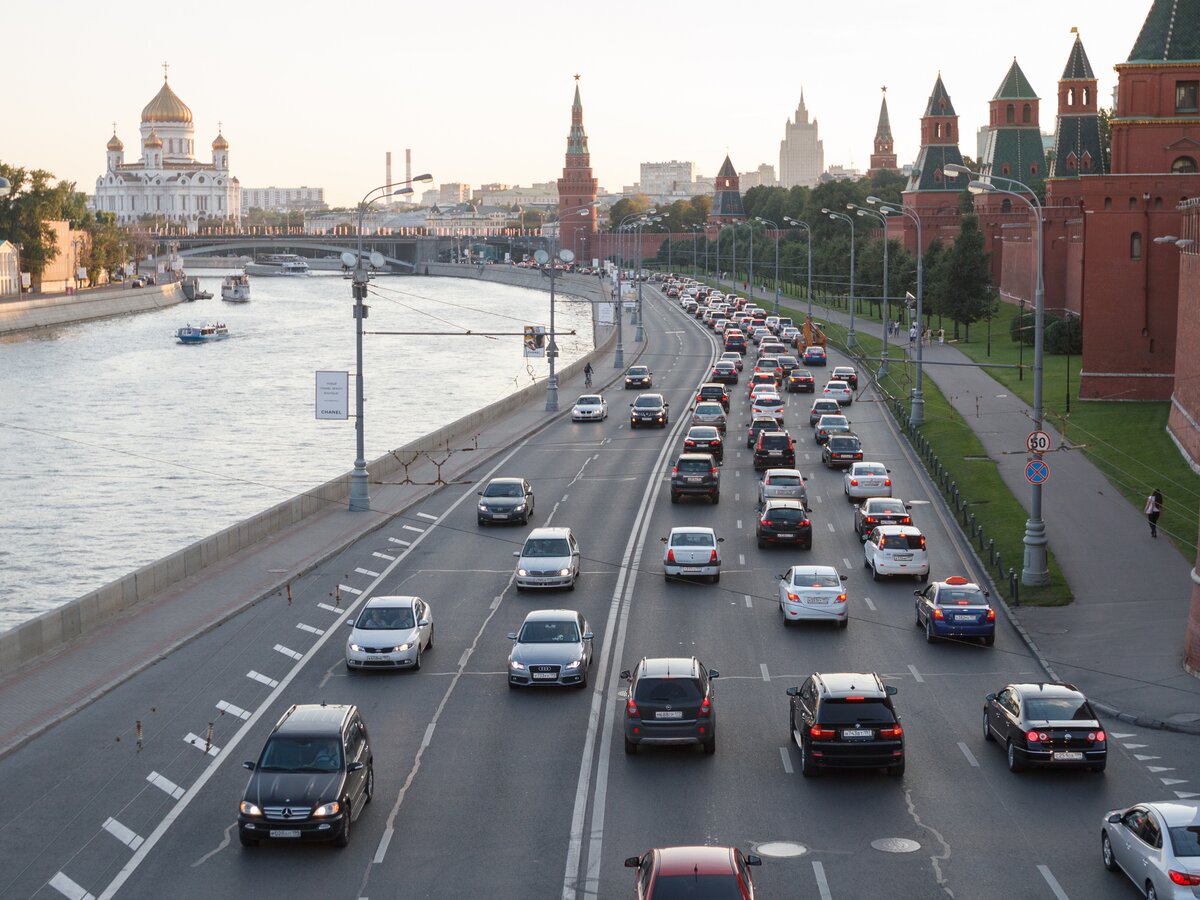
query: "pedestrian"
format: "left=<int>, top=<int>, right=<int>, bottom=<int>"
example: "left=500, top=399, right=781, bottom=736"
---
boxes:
left=909, top=325, right=917, bottom=345
left=1144, top=489, right=1163, bottom=538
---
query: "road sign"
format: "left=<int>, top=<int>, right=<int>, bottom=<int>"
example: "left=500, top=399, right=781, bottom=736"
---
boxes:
left=1025, top=459, right=1049, bottom=485
left=1026, top=430, right=1051, bottom=453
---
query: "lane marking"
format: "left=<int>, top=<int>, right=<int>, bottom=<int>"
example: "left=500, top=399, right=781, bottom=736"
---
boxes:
left=1133, top=754, right=1160, bottom=761
left=863, top=596, right=877, bottom=611
left=102, top=817, right=145, bottom=851
left=1175, top=791, right=1200, bottom=799
left=246, top=671, right=278, bottom=688
left=401, top=525, right=424, bottom=533
left=907, top=664, right=924, bottom=683
left=736, top=519, right=743, bottom=529
left=489, top=596, right=502, bottom=610
left=416, top=512, right=438, bottom=521
left=296, top=623, right=324, bottom=636
left=813, top=861, right=833, bottom=900
left=49, top=872, right=95, bottom=900
left=1122, top=743, right=1148, bottom=749
left=760, top=664, right=771, bottom=682
left=738, top=554, right=746, bottom=566
left=826, top=523, right=835, bottom=532
left=317, top=602, right=342, bottom=614
left=734, top=493, right=740, bottom=501
left=183, top=733, right=220, bottom=757
left=215, top=700, right=252, bottom=721
left=1108, top=731, right=1136, bottom=739
left=1162, top=778, right=1189, bottom=785
left=842, top=557, right=852, bottom=569
left=1037, top=864, right=1070, bottom=900
left=421, top=723, right=436, bottom=749
left=779, top=747, right=794, bottom=774
left=338, top=584, right=363, bottom=596
left=458, top=650, right=471, bottom=668
left=1147, top=766, right=1176, bottom=773
left=815, top=495, right=822, bottom=504
left=355, top=567, right=381, bottom=578
left=146, top=772, right=184, bottom=800
left=744, top=595, right=753, bottom=608
left=273, top=644, right=303, bottom=661
left=373, top=551, right=396, bottom=561
left=957, top=742, right=980, bottom=767
left=388, top=538, right=411, bottom=546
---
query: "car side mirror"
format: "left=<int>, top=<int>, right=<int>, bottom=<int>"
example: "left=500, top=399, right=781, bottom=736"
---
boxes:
left=629, top=403, right=635, bottom=407
left=620, top=669, right=631, bottom=680
left=717, top=537, right=725, bottom=543
left=347, top=761, right=365, bottom=773
left=242, top=761, right=256, bottom=770
left=985, top=692, right=996, bottom=702
left=840, top=573, right=848, bottom=580
left=583, top=631, right=594, bottom=641
left=1107, top=813, right=1121, bottom=825
left=418, top=618, right=430, bottom=627
left=513, top=551, right=521, bottom=557
left=905, top=504, right=913, bottom=510
left=664, top=402, right=670, bottom=407
left=507, top=632, right=518, bottom=641
left=746, top=854, right=762, bottom=867
left=886, top=468, right=892, bottom=474
left=624, top=856, right=641, bottom=868
left=476, top=490, right=483, bottom=496
left=708, top=670, right=720, bottom=679
left=914, top=590, right=923, bottom=597
left=785, top=687, right=800, bottom=696
left=886, top=685, right=899, bottom=696
left=660, top=537, right=668, bottom=543
left=983, top=590, right=991, bottom=597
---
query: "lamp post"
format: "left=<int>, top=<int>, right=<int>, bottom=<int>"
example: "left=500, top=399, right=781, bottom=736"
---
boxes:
left=748, top=223, right=755, bottom=302
left=345, top=173, right=433, bottom=512
left=614, top=209, right=654, bottom=365
left=755, top=217, right=780, bottom=313
left=944, top=162, right=1048, bottom=586
left=542, top=205, right=594, bottom=412
left=849, top=204, right=889, bottom=375
left=868, top=197, right=925, bottom=425
left=822, top=207, right=856, bottom=348
left=784, top=217, right=814, bottom=320
left=690, top=224, right=702, bottom=279
left=633, top=215, right=661, bottom=343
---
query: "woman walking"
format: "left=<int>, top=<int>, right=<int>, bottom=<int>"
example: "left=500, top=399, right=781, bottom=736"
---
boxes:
left=1144, top=488, right=1163, bottom=538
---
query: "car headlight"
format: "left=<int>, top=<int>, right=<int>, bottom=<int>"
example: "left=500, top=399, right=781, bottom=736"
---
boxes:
left=559, top=568, right=571, bottom=577
left=240, top=801, right=263, bottom=817
left=509, top=659, right=526, bottom=670
left=478, top=503, right=488, bottom=511
left=348, top=643, right=362, bottom=652
left=564, top=658, right=582, bottom=670
left=517, top=568, right=528, bottom=577
left=513, top=503, right=525, bottom=511
left=396, top=642, right=413, bottom=652
left=312, top=801, right=341, bottom=818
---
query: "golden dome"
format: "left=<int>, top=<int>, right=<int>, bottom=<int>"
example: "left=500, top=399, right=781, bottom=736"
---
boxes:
left=141, top=79, right=193, bottom=124
left=144, top=128, right=163, bottom=148
left=212, top=132, right=229, bottom=150
left=107, top=133, right=124, bottom=151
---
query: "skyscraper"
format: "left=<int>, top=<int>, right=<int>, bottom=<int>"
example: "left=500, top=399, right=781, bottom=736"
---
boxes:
left=778, top=90, right=824, bottom=188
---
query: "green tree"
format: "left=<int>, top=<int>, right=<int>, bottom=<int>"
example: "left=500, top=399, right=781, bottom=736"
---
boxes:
left=941, top=214, right=993, bottom=340
left=1098, top=108, right=1113, bottom=173
left=921, top=240, right=951, bottom=327
left=607, top=194, right=652, bottom=228
left=0, top=162, right=84, bottom=281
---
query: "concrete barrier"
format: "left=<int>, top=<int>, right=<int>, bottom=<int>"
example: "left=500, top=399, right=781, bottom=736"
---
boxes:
left=0, top=282, right=185, bottom=335
left=0, top=268, right=618, bottom=673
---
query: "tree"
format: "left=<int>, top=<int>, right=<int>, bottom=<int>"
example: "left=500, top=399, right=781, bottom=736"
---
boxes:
left=608, top=194, right=652, bottom=228
left=0, top=162, right=84, bottom=281
left=921, top=240, right=951, bottom=327
left=940, top=214, right=993, bottom=340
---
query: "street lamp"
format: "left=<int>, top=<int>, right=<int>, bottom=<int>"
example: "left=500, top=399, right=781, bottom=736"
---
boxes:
left=633, top=215, right=662, bottom=343
left=689, top=224, right=702, bottom=279
left=849, top=203, right=889, bottom=375
left=613, top=209, right=654, bottom=365
left=822, top=207, right=856, bottom=348
left=784, top=217, right=814, bottom=320
left=343, top=173, right=433, bottom=512
left=868, top=196, right=925, bottom=426
left=541, top=205, right=593, bottom=412
left=944, top=162, right=1048, bottom=586
left=755, top=217, right=781, bottom=313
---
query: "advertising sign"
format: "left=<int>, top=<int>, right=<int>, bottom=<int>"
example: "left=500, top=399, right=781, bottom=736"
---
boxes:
left=598, top=302, right=615, bottom=325
left=315, top=371, right=349, bottom=420
left=523, top=325, right=546, bottom=358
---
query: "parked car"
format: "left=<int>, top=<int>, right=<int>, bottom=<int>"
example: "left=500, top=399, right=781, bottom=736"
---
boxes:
left=691, top=401, right=728, bottom=433
left=630, top=393, right=669, bottom=429
left=863, top=525, right=929, bottom=582
left=753, top=430, right=796, bottom=469
left=777, top=565, right=848, bottom=627
left=506, top=608, right=593, bottom=689
left=758, top=468, right=807, bottom=505
left=624, top=365, right=652, bottom=389
left=662, top=526, right=724, bottom=583
left=570, top=394, right=608, bottom=422
left=822, top=433, right=864, bottom=468
left=823, top=379, right=853, bottom=406
left=683, top=425, right=724, bottom=462
left=1101, top=801, right=1200, bottom=896
left=787, top=672, right=904, bottom=775
left=854, top=497, right=913, bottom=539
left=624, top=846, right=761, bottom=900
left=513, top=527, right=581, bottom=591
left=345, top=596, right=434, bottom=672
left=984, top=682, right=1106, bottom=771
left=844, top=462, right=892, bottom=500
left=670, top=453, right=720, bottom=504
left=915, top=575, right=994, bottom=642
left=756, top=500, right=812, bottom=549
left=809, top=398, right=841, bottom=425
left=477, top=476, right=535, bottom=525
left=621, top=656, right=719, bottom=754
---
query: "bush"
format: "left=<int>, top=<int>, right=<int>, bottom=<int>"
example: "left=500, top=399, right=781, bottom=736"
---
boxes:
left=1045, top=314, right=1083, bottom=354
left=1010, top=311, right=1035, bottom=345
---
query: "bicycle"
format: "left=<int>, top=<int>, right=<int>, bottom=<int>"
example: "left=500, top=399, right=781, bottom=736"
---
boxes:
left=584, top=369, right=593, bottom=388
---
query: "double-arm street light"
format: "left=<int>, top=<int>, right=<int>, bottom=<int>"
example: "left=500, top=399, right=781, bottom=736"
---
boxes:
left=346, top=173, right=433, bottom=512
left=614, top=209, right=655, bottom=365
left=542, top=205, right=595, bottom=412
left=821, top=207, right=856, bottom=348
left=784, top=216, right=814, bottom=320
left=689, top=224, right=703, bottom=279
left=944, top=162, right=1048, bottom=586
left=755, top=217, right=781, bottom=313
left=633, top=215, right=662, bottom=343
left=848, top=203, right=890, bottom=375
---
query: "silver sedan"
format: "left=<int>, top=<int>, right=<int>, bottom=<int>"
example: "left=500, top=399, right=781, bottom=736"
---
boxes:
left=758, top=468, right=808, bottom=505
left=1102, top=800, right=1200, bottom=898
left=507, top=609, right=593, bottom=689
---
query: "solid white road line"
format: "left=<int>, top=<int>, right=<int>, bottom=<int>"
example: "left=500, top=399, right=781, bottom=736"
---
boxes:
left=957, top=742, right=980, bottom=767
left=216, top=700, right=252, bottom=721
left=813, top=861, right=833, bottom=900
left=102, top=817, right=145, bottom=851
left=1037, top=864, right=1070, bottom=900
left=49, top=872, right=95, bottom=900
left=338, top=584, right=363, bottom=596
left=736, top=520, right=742, bottom=529
left=246, top=671, right=278, bottom=688
left=354, top=567, right=381, bottom=578
left=373, top=551, right=396, bottom=561
left=907, top=664, right=924, bottom=683
left=863, top=596, right=877, bottom=611
left=760, top=664, right=771, bottom=682
left=779, top=747, right=794, bottom=774
left=273, top=644, right=303, bottom=661
left=745, top=595, right=753, bottom=608
left=146, top=772, right=184, bottom=800
left=296, top=623, right=324, bottom=636
left=417, top=512, right=438, bottom=520
left=183, top=733, right=220, bottom=757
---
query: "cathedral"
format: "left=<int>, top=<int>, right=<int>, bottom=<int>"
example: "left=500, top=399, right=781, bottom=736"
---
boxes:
left=93, top=70, right=241, bottom=232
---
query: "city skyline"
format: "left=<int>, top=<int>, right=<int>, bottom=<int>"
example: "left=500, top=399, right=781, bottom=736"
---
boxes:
left=6, top=0, right=1152, bottom=207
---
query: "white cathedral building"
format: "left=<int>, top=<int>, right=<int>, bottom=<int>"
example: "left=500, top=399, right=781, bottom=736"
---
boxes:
left=94, top=74, right=241, bottom=232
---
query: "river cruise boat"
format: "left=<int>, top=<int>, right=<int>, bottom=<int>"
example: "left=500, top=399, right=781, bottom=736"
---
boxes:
left=175, top=323, right=230, bottom=344
left=244, top=253, right=310, bottom=276
left=221, top=273, right=250, bottom=302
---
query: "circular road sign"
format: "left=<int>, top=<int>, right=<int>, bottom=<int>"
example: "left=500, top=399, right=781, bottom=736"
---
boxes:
left=533, top=249, right=550, bottom=265
left=1025, top=459, right=1049, bottom=485
left=1026, top=430, right=1051, bottom=453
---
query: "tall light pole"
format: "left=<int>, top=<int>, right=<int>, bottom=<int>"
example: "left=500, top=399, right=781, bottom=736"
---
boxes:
left=689, top=224, right=702, bottom=278
left=784, top=217, right=814, bottom=320
left=849, top=203, right=889, bottom=376
left=614, top=209, right=654, bottom=365
left=868, top=196, right=925, bottom=426
left=344, top=173, right=433, bottom=511
left=542, top=205, right=594, bottom=412
left=633, top=215, right=661, bottom=343
left=945, top=162, right=1048, bottom=586
left=822, top=207, right=856, bottom=348
left=755, top=217, right=780, bottom=313
left=748, top=223, right=755, bottom=302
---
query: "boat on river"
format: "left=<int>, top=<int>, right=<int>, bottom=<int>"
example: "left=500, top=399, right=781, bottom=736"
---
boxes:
left=175, top=323, right=230, bottom=344
left=244, top=253, right=310, bottom=276
left=221, top=274, right=250, bottom=302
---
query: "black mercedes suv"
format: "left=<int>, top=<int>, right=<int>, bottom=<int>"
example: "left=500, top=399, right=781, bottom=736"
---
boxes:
left=787, top=672, right=904, bottom=777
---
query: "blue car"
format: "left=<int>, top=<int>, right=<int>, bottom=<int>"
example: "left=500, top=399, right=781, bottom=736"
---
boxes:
left=802, top=346, right=827, bottom=366
left=915, top=576, right=995, bottom=645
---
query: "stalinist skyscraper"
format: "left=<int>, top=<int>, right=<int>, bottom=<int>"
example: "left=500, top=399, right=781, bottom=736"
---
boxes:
left=778, top=90, right=824, bottom=188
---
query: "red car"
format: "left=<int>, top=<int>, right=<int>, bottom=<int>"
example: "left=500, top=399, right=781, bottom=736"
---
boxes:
left=625, top=845, right=761, bottom=898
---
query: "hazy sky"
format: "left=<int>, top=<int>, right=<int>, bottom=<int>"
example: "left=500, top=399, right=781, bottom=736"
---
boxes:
left=6, top=0, right=1155, bottom=207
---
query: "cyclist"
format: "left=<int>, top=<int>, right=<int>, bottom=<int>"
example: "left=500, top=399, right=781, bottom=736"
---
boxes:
left=583, top=362, right=594, bottom=387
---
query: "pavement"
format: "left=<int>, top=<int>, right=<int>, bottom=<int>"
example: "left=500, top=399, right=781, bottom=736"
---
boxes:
left=725, top=279, right=1200, bottom=733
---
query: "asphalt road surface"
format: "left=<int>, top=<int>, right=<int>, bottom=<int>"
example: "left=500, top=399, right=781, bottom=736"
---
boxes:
left=3, top=286, right=1193, bottom=900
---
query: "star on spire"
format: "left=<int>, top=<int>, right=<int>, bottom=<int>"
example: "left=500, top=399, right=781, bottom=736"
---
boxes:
left=573, top=73, right=580, bottom=81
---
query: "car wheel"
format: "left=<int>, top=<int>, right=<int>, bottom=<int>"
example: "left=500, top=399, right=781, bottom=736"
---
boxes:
left=364, top=764, right=374, bottom=803
left=888, top=760, right=905, bottom=777
left=520, top=513, right=528, bottom=525
left=670, top=492, right=679, bottom=504
left=515, top=584, right=526, bottom=593
left=711, top=492, right=720, bottom=504
left=1100, top=832, right=1118, bottom=871
left=345, top=661, right=355, bottom=673
left=567, top=579, right=576, bottom=592
left=864, top=555, right=872, bottom=570
left=983, top=712, right=994, bottom=742
left=758, top=539, right=766, bottom=549
left=703, top=738, right=717, bottom=755
left=983, top=635, right=995, bottom=646
left=919, top=571, right=930, bottom=583
left=838, top=617, right=848, bottom=629
left=239, top=832, right=259, bottom=848
left=915, top=605, right=923, bottom=627
left=799, top=740, right=818, bottom=777
left=624, top=737, right=638, bottom=755
left=413, top=648, right=422, bottom=671
left=1006, top=740, right=1023, bottom=773
left=712, top=572, right=721, bottom=584
left=1146, top=884, right=1158, bottom=900
left=333, top=808, right=351, bottom=847
left=925, top=619, right=936, bottom=643
left=426, top=626, right=434, bottom=651
left=872, top=564, right=881, bottom=582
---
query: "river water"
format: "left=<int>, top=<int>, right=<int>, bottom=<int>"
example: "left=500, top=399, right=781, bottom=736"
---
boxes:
left=0, top=273, right=593, bottom=631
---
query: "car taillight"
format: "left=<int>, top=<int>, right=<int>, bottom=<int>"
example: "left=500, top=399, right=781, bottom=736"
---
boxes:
left=855, top=453, right=863, bottom=459
left=865, top=516, right=876, bottom=524
left=1169, top=871, right=1200, bottom=887
left=685, top=441, right=696, bottom=449
left=1088, top=731, right=1106, bottom=742
left=667, top=549, right=675, bottom=563
left=711, top=468, right=718, bottom=476
left=884, top=479, right=892, bottom=486
left=626, top=697, right=639, bottom=718
left=919, top=537, right=926, bottom=549
left=1026, top=730, right=1048, bottom=742
left=786, top=591, right=800, bottom=601
left=902, top=517, right=911, bottom=525
left=809, top=726, right=836, bottom=740
left=699, top=697, right=712, bottom=717
left=671, top=467, right=678, bottom=476
left=933, top=608, right=944, bottom=620
left=878, top=724, right=903, bottom=738
left=850, top=479, right=859, bottom=486
left=836, top=593, right=846, bottom=603
left=709, top=549, right=718, bottom=563
left=763, top=519, right=774, bottom=527
left=986, top=609, right=996, bottom=621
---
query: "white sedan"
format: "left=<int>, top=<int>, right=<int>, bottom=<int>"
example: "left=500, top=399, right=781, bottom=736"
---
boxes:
left=345, top=595, right=434, bottom=671
left=822, top=380, right=853, bottom=406
left=777, top=565, right=848, bottom=628
left=662, top=526, right=724, bottom=584
left=844, top=462, right=892, bottom=500
left=571, top=394, right=608, bottom=421
left=751, top=394, right=786, bottom=423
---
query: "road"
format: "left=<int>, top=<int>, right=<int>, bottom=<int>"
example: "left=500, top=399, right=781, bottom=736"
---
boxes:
left=3, top=285, right=1193, bottom=900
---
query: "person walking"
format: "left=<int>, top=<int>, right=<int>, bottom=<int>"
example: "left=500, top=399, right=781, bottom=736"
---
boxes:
left=1144, top=489, right=1163, bottom=538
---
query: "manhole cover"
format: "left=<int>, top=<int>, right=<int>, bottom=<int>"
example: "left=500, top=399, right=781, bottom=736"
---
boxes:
left=1169, top=713, right=1200, bottom=724
left=872, top=838, right=921, bottom=853
left=755, top=841, right=807, bottom=858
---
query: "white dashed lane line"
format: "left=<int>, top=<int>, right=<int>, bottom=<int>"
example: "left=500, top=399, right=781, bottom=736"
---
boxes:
left=417, top=512, right=439, bottom=521
left=48, top=872, right=95, bottom=900
left=338, top=584, right=363, bottom=596
left=317, top=602, right=342, bottom=614
left=247, top=671, right=278, bottom=688
left=813, top=861, right=833, bottom=900
left=738, top=554, right=746, bottom=566
left=957, top=741, right=980, bottom=767
left=274, top=644, right=303, bottom=661
left=779, top=747, right=794, bottom=774
left=826, top=523, right=835, bottom=532
left=216, top=700, right=252, bottom=721
left=296, top=623, right=324, bottom=636
left=402, top=525, right=424, bottom=533
left=388, top=537, right=411, bottom=546
left=744, top=595, right=753, bottom=608
left=863, top=596, right=876, bottom=611
left=760, top=664, right=771, bottom=682
left=355, top=567, right=380, bottom=578
left=373, top=552, right=396, bottom=561
left=907, top=664, right=924, bottom=683
left=102, top=817, right=145, bottom=851
left=183, top=733, right=220, bottom=757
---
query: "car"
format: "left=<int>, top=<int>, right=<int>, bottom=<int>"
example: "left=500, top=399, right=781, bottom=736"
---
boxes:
left=756, top=499, right=812, bottom=549
left=765, top=315, right=781, bottom=332
left=780, top=326, right=801, bottom=345
left=751, top=393, right=786, bottom=423
left=915, top=574, right=993, bottom=640
left=710, top=360, right=739, bottom=384
left=786, top=369, right=816, bottom=393
left=984, top=682, right=1107, bottom=772
left=749, top=383, right=780, bottom=402
left=345, top=596, right=434, bottom=671
left=750, top=326, right=771, bottom=344
left=863, top=525, right=929, bottom=582
left=822, top=379, right=854, bottom=406
left=1101, top=801, right=1200, bottom=896
left=754, top=357, right=783, bottom=383
left=758, top=468, right=807, bottom=505
left=624, top=365, right=653, bottom=389
left=238, top=704, right=373, bottom=847
left=719, top=350, right=744, bottom=371
left=571, top=394, right=608, bottom=422
left=662, top=526, right=724, bottom=582
left=625, top=846, right=761, bottom=898
left=814, top=414, right=851, bottom=444
left=787, top=672, right=904, bottom=775
left=747, top=371, right=779, bottom=394
left=723, top=333, right=747, bottom=353
left=690, top=401, right=727, bottom=433
left=803, top=345, right=828, bottom=366
left=629, top=393, right=669, bottom=428
left=670, top=453, right=720, bottom=504
left=822, top=433, right=863, bottom=468
left=759, top=342, right=787, bottom=360
left=696, top=382, right=731, bottom=411
left=844, top=462, right=892, bottom=500
left=513, top=527, right=581, bottom=591
left=832, top=365, right=859, bottom=388
left=753, top=430, right=796, bottom=469
left=713, top=319, right=729, bottom=335
left=776, top=354, right=801, bottom=376
left=477, top=476, right=535, bottom=525
left=745, top=415, right=780, bottom=449
left=808, top=398, right=841, bottom=425
left=777, top=565, right=848, bottom=626
left=621, top=656, right=719, bottom=754
left=777, top=317, right=795, bottom=332
left=683, top=425, right=724, bottom=462
left=854, top=497, right=913, bottom=539
left=506, top=609, right=594, bottom=689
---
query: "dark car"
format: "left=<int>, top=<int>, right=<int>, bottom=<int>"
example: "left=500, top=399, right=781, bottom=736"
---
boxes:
left=777, top=355, right=801, bottom=376
left=753, top=430, right=796, bottom=469
left=786, top=369, right=815, bottom=393
left=745, top=415, right=780, bottom=449
left=915, top=575, right=996, bottom=645
left=724, top=333, right=747, bottom=354
left=238, top=704, right=373, bottom=847
left=624, top=365, right=652, bottom=389
left=625, top=846, right=761, bottom=899
left=822, top=434, right=864, bottom=468
left=803, top=345, right=828, bottom=366
left=622, top=656, right=719, bottom=755
left=476, top=477, right=535, bottom=525
left=696, top=382, right=731, bottom=411
left=710, top=361, right=739, bottom=384
left=684, top=425, right=724, bottom=462
left=756, top=499, right=812, bottom=549
left=983, top=682, right=1107, bottom=773
left=832, top=365, right=859, bottom=388
left=630, top=393, right=669, bottom=429
left=854, top=497, right=913, bottom=539
left=670, top=453, right=720, bottom=503
left=809, top=398, right=841, bottom=425
left=787, top=672, right=904, bottom=777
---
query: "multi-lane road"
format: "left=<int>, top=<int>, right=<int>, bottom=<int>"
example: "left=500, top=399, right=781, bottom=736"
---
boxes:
left=3, top=286, right=1196, bottom=900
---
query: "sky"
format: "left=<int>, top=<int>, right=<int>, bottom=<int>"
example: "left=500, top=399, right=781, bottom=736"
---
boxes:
left=4, top=0, right=1156, bottom=207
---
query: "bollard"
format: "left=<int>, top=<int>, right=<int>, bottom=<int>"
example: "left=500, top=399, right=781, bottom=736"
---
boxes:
left=988, top=538, right=995, bottom=565
left=1010, top=568, right=1020, bottom=607
left=978, top=525, right=986, bottom=551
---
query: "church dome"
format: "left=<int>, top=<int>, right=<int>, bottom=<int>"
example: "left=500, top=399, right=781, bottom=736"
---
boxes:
left=141, top=79, right=193, bottom=124
left=144, top=128, right=163, bottom=148
left=107, top=133, right=124, bottom=151
left=212, top=132, right=229, bottom=151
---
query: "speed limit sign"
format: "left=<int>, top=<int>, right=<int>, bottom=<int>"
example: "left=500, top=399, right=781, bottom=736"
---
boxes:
left=1026, top=431, right=1051, bottom=453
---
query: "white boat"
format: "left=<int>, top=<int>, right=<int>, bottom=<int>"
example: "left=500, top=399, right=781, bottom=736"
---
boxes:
left=244, top=253, right=310, bottom=276
left=176, top=322, right=230, bottom=344
left=221, top=274, right=250, bottom=302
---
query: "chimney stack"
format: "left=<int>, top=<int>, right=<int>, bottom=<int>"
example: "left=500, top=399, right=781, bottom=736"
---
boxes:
left=386, top=152, right=393, bottom=195
left=406, top=149, right=412, bottom=191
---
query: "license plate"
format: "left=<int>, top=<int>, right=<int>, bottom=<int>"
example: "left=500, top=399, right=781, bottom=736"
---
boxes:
left=532, top=672, right=556, bottom=681
left=842, top=729, right=873, bottom=739
left=687, top=477, right=701, bottom=483
left=492, top=513, right=508, bottom=520
left=953, top=615, right=974, bottom=622
left=805, top=596, right=829, bottom=605
left=367, top=655, right=387, bottom=661
left=1053, top=751, right=1084, bottom=761
left=270, top=830, right=302, bottom=838
left=655, top=711, right=684, bottom=719
left=893, top=554, right=913, bottom=561
left=682, top=566, right=704, bottom=572
left=776, top=533, right=795, bottom=539
left=768, top=450, right=781, bottom=455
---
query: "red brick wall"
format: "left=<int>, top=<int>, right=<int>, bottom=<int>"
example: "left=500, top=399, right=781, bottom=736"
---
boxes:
left=1168, top=199, right=1200, bottom=464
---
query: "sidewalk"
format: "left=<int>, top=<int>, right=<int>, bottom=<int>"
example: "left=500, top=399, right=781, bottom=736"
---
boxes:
left=724, top=280, right=1200, bottom=731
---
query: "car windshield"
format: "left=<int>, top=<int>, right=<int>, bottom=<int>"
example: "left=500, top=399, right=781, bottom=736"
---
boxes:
left=882, top=534, right=925, bottom=550
left=768, top=475, right=801, bottom=486
left=356, top=607, right=415, bottom=630
left=258, top=736, right=342, bottom=772
left=518, top=620, right=581, bottom=643
left=635, top=679, right=702, bottom=704
left=779, top=357, right=799, bottom=366
left=676, top=459, right=713, bottom=473
left=634, top=396, right=662, bottom=408
left=1022, top=697, right=1094, bottom=721
left=937, top=587, right=986, bottom=605
left=689, top=428, right=719, bottom=439
left=695, top=404, right=724, bottom=416
left=628, top=367, right=648, bottom=377
left=765, top=508, right=806, bottom=523
left=576, top=395, right=601, bottom=405
left=855, top=465, right=887, bottom=476
left=671, top=532, right=716, bottom=547
left=1169, top=826, right=1200, bottom=858
left=829, top=438, right=860, bottom=450
left=819, top=417, right=848, bottom=427
left=484, top=482, right=524, bottom=498
left=813, top=403, right=839, bottom=413
left=793, top=573, right=841, bottom=588
left=756, top=398, right=783, bottom=408
left=522, top=538, right=570, bottom=557
left=761, top=435, right=789, bottom=448
left=819, top=700, right=896, bottom=725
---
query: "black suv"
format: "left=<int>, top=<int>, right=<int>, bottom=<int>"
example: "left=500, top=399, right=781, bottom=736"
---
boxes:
left=670, top=453, right=720, bottom=504
left=822, top=434, right=863, bottom=468
left=238, top=704, right=373, bottom=847
left=622, top=657, right=720, bottom=755
left=983, top=682, right=1107, bottom=773
left=756, top=499, right=812, bottom=549
left=787, top=673, right=904, bottom=777
left=630, top=393, right=669, bottom=429
left=624, top=365, right=653, bottom=389
left=854, top=497, right=913, bottom=539
left=754, top=430, right=796, bottom=469
left=696, top=382, right=731, bottom=411
left=746, top=415, right=780, bottom=449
